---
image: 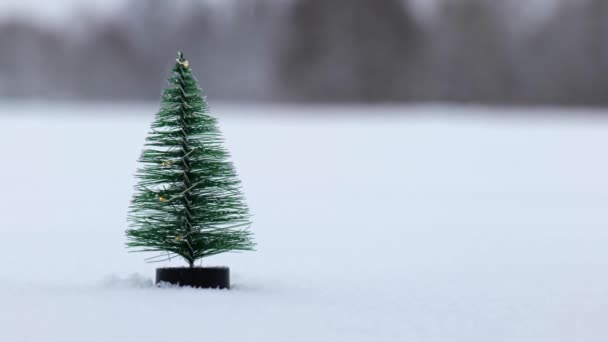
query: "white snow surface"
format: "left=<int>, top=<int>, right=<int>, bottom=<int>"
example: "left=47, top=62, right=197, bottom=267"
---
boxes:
left=1, top=102, right=608, bottom=341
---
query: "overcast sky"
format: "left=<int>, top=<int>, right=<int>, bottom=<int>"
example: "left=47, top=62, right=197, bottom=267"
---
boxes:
left=0, top=0, right=558, bottom=24
left=0, top=0, right=123, bottom=23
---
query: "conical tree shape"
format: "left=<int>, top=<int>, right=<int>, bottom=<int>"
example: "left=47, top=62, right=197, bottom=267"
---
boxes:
left=127, top=52, right=254, bottom=268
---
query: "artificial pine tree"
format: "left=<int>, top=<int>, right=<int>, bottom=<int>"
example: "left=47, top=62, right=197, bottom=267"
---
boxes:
left=127, top=52, right=254, bottom=287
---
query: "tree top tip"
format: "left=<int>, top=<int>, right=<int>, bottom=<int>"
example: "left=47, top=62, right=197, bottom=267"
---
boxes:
left=176, top=51, right=189, bottom=68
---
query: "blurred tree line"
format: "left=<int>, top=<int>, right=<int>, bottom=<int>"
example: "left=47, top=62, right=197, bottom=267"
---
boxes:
left=0, top=0, right=607, bottom=106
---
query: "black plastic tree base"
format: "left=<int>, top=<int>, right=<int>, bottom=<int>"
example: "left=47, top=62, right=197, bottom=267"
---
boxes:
left=156, top=267, right=230, bottom=289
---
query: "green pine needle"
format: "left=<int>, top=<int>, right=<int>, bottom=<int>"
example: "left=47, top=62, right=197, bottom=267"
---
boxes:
left=126, top=51, right=254, bottom=268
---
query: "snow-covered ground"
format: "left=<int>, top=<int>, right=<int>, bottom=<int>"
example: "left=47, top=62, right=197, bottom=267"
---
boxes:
left=1, top=102, right=608, bottom=341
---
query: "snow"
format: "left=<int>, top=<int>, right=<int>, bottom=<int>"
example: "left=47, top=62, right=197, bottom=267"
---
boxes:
left=101, top=273, right=154, bottom=289
left=1, top=102, right=608, bottom=341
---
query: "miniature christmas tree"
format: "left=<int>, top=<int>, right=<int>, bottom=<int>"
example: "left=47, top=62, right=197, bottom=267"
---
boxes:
left=127, top=52, right=254, bottom=270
